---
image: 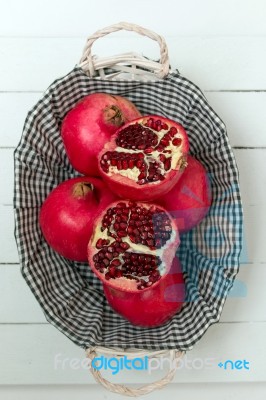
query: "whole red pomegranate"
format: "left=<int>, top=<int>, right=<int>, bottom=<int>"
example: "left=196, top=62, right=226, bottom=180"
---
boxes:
left=157, top=155, right=212, bottom=233
left=87, top=200, right=180, bottom=293
left=61, top=93, right=141, bottom=176
left=104, top=256, right=185, bottom=327
left=39, top=177, right=117, bottom=261
left=98, top=115, right=189, bottom=201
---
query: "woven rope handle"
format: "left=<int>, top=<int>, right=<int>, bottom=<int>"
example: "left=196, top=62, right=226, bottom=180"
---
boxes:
left=86, top=347, right=184, bottom=397
left=79, top=22, right=170, bottom=79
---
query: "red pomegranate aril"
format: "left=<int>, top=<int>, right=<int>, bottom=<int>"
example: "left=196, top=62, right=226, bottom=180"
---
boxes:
left=122, top=160, right=128, bottom=169
left=116, top=160, right=122, bottom=170
left=160, top=138, right=170, bottom=147
left=128, top=159, right=135, bottom=169
left=172, top=138, right=182, bottom=146
left=164, top=158, right=172, bottom=171
left=110, top=259, right=121, bottom=267
left=169, top=127, right=177, bottom=136
left=144, top=147, right=153, bottom=154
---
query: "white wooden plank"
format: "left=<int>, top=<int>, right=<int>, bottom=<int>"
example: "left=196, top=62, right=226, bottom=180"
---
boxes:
left=0, top=206, right=19, bottom=263
left=0, top=93, right=40, bottom=147
left=0, top=261, right=265, bottom=324
left=0, top=37, right=266, bottom=91
left=0, top=265, right=46, bottom=323
left=1, top=383, right=266, bottom=400
left=1, top=92, right=266, bottom=148
left=0, top=0, right=265, bottom=37
left=0, top=322, right=265, bottom=384
left=0, top=150, right=13, bottom=205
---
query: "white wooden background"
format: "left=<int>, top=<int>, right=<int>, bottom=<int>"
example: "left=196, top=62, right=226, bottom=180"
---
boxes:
left=1, top=0, right=266, bottom=398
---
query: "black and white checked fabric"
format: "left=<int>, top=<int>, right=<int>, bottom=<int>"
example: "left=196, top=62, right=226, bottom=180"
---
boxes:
left=14, top=66, right=243, bottom=351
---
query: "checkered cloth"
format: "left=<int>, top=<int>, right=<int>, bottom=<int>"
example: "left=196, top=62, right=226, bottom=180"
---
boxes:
left=14, top=66, right=243, bottom=351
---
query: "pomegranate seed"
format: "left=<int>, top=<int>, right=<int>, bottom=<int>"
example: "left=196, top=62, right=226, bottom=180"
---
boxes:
left=120, top=242, right=130, bottom=250
left=155, top=145, right=164, bottom=152
left=145, top=118, right=154, bottom=127
left=172, top=137, right=182, bottom=146
left=169, top=127, right=177, bottom=136
left=110, top=259, right=122, bottom=267
left=122, top=160, right=128, bottom=169
left=128, top=159, right=135, bottom=169
left=127, top=226, right=134, bottom=234
left=144, top=147, right=153, bottom=154
left=138, top=172, right=146, bottom=180
left=117, top=231, right=127, bottom=238
left=160, top=138, right=170, bottom=146
left=105, top=252, right=113, bottom=260
left=96, top=239, right=104, bottom=249
left=109, top=267, right=116, bottom=277
left=164, top=158, right=171, bottom=171
left=115, top=270, right=123, bottom=278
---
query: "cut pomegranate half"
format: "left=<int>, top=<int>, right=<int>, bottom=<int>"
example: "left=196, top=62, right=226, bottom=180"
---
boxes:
left=87, top=200, right=180, bottom=292
left=98, top=115, right=189, bottom=201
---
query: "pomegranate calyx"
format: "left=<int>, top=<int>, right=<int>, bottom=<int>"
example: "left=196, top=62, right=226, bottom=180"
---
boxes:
left=72, top=182, right=93, bottom=198
left=104, top=105, right=124, bottom=126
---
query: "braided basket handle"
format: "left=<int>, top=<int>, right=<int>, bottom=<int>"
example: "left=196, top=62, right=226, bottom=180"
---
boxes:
left=79, top=22, right=170, bottom=79
left=86, top=347, right=184, bottom=397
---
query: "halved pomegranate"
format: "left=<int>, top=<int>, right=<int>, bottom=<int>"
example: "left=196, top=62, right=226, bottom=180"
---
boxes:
left=87, top=200, right=180, bottom=292
left=98, top=115, right=189, bottom=201
left=157, top=155, right=212, bottom=233
left=103, top=256, right=185, bottom=327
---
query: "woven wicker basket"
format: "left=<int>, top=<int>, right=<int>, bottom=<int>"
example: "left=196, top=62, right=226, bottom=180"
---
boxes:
left=14, top=22, right=243, bottom=396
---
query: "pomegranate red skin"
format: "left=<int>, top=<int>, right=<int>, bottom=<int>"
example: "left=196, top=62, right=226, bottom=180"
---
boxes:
left=39, top=177, right=117, bottom=262
left=61, top=93, right=141, bottom=176
left=98, top=115, right=190, bottom=201
left=103, top=257, right=185, bottom=327
left=157, top=155, right=212, bottom=233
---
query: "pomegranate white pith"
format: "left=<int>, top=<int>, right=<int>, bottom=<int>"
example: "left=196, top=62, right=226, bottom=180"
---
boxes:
left=87, top=201, right=180, bottom=292
left=98, top=115, right=189, bottom=200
